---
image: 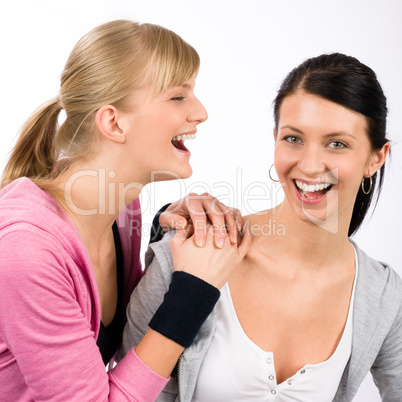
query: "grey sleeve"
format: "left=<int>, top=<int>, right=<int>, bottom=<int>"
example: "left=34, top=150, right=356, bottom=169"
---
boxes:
left=370, top=287, right=402, bottom=400
left=119, top=231, right=179, bottom=401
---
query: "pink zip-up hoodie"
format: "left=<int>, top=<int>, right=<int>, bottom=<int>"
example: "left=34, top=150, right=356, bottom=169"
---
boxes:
left=0, top=178, right=168, bottom=401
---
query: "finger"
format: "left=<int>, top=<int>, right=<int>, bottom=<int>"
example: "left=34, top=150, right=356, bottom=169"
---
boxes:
left=186, top=223, right=195, bottom=238
left=186, top=194, right=209, bottom=247
left=213, top=203, right=240, bottom=245
left=164, top=197, right=189, bottom=218
left=202, top=197, right=228, bottom=248
left=210, top=221, right=227, bottom=249
left=206, top=224, right=227, bottom=249
left=160, top=212, right=188, bottom=231
left=238, top=222, right=252, bottom=258
left=225, top=207, right=239, bottom=245
left=232, top=209, right=245, bottom=244
left=170, top=228, right=188, bottom=247
left=233, top=208, right=244, bottom=231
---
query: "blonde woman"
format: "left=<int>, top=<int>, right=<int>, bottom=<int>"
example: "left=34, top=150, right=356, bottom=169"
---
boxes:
left=122, top=53, right=401, bottom=401
left=0, top=20, right=250, bottom=400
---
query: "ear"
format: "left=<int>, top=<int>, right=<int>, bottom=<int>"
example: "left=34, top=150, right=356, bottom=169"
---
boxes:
left=365, top=141, right=390, bottom=177
left=95, top=105, right=126, bottom=144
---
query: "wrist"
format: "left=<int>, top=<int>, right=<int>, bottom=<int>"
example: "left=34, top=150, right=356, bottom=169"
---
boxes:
left=149, top=271, right=220, bottom=347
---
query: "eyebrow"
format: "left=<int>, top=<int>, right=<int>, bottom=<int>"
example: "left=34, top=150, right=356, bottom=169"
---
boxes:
left=280, top=125, right=357, bottom=140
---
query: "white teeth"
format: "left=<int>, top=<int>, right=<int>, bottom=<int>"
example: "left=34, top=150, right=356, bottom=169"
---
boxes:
left=295, top=180, right=332, bottom=193
left=172, top=133, right=196, bottom=142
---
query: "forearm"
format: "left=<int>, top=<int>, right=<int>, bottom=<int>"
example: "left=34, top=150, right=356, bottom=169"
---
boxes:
left=135, top=329, right=184, bottom=378
left=120, top=234, right=220, bottom=381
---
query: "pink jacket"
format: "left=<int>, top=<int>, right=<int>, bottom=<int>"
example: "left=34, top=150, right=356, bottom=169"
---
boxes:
left=0, top=178, right=168, bottom=401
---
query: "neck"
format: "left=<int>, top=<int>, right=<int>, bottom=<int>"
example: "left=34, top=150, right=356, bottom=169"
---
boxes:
left=54, top=158, right=145, bottom=247
left=270, top=201, right=352, bottom=270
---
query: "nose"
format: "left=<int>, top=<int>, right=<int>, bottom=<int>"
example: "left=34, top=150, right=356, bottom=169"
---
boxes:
left=188, top=96, right=208, bottom=124
left=299, top=145, right=326, bottom=177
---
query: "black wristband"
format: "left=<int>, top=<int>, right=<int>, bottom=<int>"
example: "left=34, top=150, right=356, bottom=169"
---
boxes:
left=149, top=271, right=221, bottom=348
left=149, top=203, right=171, bottom=244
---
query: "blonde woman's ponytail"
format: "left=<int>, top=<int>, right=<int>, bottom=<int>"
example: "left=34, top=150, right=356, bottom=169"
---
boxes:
left=1, top=98, right=61, bottom=188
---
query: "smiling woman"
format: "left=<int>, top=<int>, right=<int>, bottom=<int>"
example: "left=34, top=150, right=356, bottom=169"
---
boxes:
left=273, top=53, right=390, bottom=236
left=107, top=74, right=207, bottom=183
left=274, top=90, right=388, bottom=232
left=0, top=19, right=249, bottom=401
left=122, top=53, right=401, bottom=402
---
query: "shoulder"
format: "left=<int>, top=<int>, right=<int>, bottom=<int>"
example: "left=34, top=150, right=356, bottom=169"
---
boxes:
left=0, top=224, right=69, bottom=270
left=353, top=240, right=402, bottom=291
left=0, top=227, right=80, bottom=315
left=0, top=178, right=87, bottom=260
left=243, top=209, right=286, bottom=237
left=352, top=240, right=402, bottom=321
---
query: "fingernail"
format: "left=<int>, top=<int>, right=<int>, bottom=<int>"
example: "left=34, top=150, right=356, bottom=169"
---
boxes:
left=237, top=222, right=242, bottom=231
left=196, top=237, right=204, bottom=247
left=218, top=238, right=225, bottom=248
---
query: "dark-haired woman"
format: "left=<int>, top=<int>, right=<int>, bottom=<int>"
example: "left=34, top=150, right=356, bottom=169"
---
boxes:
left=121, top=53, right=401, bottom=401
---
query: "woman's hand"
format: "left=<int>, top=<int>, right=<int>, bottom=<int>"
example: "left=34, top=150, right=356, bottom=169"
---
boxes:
left=159, top=193, right=243, bottom=248
left=170, top=222, right=251, bottom=289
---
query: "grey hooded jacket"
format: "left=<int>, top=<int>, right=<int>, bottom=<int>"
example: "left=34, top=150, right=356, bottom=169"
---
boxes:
left=120, top=232, right=402, bottom=401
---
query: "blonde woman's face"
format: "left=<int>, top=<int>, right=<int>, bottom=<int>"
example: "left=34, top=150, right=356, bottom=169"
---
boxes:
left=120, top=75, right=208, bottom=182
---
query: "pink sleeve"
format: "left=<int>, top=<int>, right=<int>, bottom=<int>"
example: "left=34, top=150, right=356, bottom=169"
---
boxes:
left=0, top=228, right=168, bottom=401
left=109, top=349, right=169, bottom=401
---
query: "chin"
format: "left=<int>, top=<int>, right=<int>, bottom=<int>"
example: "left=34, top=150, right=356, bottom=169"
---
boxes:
left=150, top=165, right=193, bottom=182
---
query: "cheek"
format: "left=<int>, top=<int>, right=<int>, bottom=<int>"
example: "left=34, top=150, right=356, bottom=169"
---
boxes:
left=274, top=147, right=296, bottom=176
left=337, top=157, right=368, bottom=193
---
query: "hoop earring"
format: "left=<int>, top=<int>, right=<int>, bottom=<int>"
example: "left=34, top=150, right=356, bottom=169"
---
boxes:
left=269, top=164, right=280, bottom=182
left=361, top=176, right=372, bottom=195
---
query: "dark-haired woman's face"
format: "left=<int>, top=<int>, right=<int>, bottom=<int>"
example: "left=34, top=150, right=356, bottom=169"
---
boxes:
left=274, top=91, right=387, bottom=232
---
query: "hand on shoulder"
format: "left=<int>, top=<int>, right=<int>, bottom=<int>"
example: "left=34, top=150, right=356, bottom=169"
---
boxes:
left=170, top=223, right=251, bottom=289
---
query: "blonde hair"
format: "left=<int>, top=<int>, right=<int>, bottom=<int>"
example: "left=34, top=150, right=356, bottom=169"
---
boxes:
left=1, top=19, right=200, bottom=191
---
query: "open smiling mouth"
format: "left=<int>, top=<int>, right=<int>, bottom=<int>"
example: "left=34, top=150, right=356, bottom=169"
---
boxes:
left=171, top=133, right=196, bottom=152
left=294, top=180, right=333, bottom=200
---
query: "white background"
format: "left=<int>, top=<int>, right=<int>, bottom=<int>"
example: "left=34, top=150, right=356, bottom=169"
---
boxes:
left=1, top=1, right=401, bottom=400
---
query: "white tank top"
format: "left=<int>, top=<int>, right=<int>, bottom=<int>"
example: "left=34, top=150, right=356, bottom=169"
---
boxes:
left=192, top=247, right=358, bottom=401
